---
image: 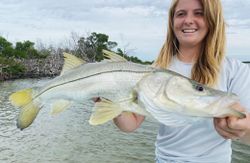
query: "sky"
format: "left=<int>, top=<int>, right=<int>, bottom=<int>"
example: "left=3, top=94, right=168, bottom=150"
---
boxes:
left=1, top=0, right=250, bottom=61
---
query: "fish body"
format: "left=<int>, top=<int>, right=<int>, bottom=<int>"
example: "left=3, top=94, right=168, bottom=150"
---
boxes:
left=39, top=61, right=153, bottom=104
left=10, top=53, right=155, bottom=129
left=9, top=50, right=246, bottom=130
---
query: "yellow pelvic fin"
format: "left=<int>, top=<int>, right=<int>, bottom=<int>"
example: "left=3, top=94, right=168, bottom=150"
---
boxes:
left=89, top=98, right=123, bottom=125
left=61, top=52, right=86, bottom=75
left=9, top=88, right=33, bottom=107
left=17, top=101, right=41, bottom=130
left=50, top=99, right=71, bottom=115
left=102, top=49, right=128, bottom=62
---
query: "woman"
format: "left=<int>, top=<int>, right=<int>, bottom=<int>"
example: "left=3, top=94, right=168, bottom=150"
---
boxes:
left=114, top=0, right=250, bottom=162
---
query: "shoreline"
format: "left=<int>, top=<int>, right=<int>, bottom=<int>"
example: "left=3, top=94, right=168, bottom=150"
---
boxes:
left=0, top=55, right=63, bottom=81
left=0, top=73, right=58, bottom=81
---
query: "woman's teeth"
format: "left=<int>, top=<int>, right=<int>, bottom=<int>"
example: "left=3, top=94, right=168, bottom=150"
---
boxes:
left=182, top=29, right=197, bottom=33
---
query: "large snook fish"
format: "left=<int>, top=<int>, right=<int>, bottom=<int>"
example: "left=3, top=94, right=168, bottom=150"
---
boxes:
left=9, top=50, right=246, bottom=130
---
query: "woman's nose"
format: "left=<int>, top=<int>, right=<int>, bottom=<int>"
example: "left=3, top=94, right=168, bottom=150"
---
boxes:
left=184, top=14, right=194, bottom=25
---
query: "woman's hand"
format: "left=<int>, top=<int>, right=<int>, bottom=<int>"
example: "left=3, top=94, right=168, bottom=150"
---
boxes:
left=214, top=103, right=250, bottom=142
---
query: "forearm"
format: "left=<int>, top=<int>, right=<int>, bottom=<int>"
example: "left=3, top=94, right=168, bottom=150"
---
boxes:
left=113, top=112, right=145, bottom=133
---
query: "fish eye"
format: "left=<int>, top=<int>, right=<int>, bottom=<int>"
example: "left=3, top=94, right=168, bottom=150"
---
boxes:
left=195, top=85, right=204, bottom=92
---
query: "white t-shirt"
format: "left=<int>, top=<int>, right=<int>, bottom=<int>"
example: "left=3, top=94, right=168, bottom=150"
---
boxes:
left=155, top=56, right=250, bottom=163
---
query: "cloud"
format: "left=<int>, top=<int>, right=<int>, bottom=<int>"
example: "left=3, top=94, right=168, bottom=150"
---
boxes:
left=0, top=0, right=250, bottom=61
left=222, top=0, right=250, bottom=29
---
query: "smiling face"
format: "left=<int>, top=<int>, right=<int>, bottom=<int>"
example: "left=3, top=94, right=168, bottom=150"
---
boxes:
left=173, top=0, right=208, bottom=48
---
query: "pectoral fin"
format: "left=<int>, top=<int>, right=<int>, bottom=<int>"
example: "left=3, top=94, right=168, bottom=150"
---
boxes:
left=50, top=99, right=71, bottom=115
left=89, top=98, right=123, bottom=125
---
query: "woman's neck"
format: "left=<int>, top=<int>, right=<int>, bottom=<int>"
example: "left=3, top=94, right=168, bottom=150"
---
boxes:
left=177, top=45, right=201, bottom=63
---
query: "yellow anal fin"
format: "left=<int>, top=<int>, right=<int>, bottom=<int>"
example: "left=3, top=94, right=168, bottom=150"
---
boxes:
left=50, top=99, right=71, bottom=115
left=9, top=88, right=33, bottom=107
left=17, top=101, right=41, bottom=130
left=61, top=52, right=86, bottom=75
left=89, top=98, right=123, bottom=125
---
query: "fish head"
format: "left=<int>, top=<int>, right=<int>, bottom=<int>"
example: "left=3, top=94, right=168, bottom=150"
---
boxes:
left=165, top=75, right=240, bottom=116
left=138, top=71, right=242, bottom=117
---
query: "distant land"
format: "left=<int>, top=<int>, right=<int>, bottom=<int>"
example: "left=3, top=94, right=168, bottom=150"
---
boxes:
left=228, top=55, right=250, bottom=63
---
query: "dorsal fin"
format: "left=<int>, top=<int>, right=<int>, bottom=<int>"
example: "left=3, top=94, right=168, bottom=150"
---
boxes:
left=102, top=49, right=128, bottom=62
left=61, top=52, right=86, bottom=75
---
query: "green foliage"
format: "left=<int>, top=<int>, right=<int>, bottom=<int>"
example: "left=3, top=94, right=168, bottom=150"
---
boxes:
left=116, top=48, right=130, bottom=60
left=0, top=56, right=25, bottom=76
left=0, top=36, right=12, bottom=48
left=74, top=32, right=153, bottom=64
left=143, top=60, right=154, bottom=65
left=0, top=36, right=47, bottom=59
left=0, top=32, right=154, bottom=80
left=116, top=48, right=153, bottom=65
left=14, top=40, right=41, bottom=58
left=2, top=46, right=15, bottom=57
left=0, top=36, right=14, bottom=57
left=76, top=32, right=118, bottom=62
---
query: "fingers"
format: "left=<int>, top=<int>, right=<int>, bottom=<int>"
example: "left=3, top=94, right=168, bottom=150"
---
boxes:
left=214, top=118, right=246, bottom=140
left=226, top=116, right=246, bottom=130
left=214, top=103, right=249, bottom=140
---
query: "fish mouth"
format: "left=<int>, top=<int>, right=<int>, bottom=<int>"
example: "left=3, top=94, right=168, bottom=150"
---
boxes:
left=206, top=95, right=239, bottom=115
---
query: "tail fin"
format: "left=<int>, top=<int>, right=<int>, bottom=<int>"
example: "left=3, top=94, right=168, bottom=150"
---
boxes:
left=9, top=88, right=33, bottom=107
left=9, top=88, right=41, bottom=130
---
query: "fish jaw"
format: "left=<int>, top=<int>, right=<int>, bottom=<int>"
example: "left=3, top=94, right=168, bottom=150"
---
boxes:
left=202, top=95, right=246, bottom=118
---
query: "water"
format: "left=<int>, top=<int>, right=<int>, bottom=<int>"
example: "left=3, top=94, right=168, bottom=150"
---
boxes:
left=0, top=78, right=158, bottom=163
left=1, top=78, right=250, bottom=163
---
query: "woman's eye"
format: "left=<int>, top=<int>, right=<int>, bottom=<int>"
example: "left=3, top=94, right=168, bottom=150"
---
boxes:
left=195, top=12, right=204, bottom=16
left=175, top=12, right=185, bottom=17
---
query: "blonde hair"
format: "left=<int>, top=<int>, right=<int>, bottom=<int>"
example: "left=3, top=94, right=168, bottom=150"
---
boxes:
left=155, top=0, right=226, bottom=86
